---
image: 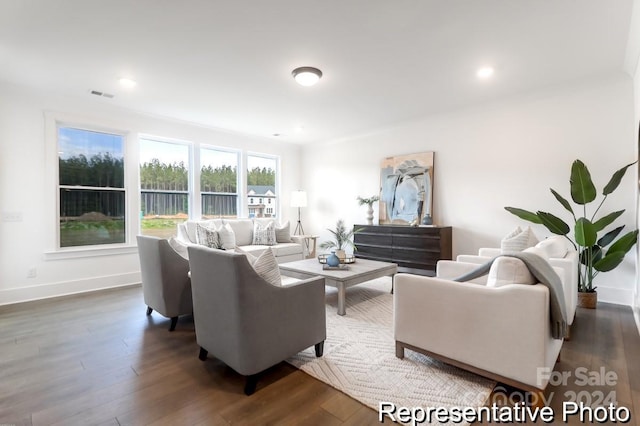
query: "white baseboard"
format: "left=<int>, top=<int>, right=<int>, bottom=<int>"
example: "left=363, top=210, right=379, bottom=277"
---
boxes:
left=596, top=285, right=633, bottom=306
left=0, top=271, right=142, bottom=306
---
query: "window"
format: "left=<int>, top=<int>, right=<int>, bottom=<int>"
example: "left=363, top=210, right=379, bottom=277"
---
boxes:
left=201, top=147, right=239, bottom=219
left=247, top=154, right=278, bottom=218
left=58, top=127, right=125, bottom=247
left=139, top=138, right=190, bottom=238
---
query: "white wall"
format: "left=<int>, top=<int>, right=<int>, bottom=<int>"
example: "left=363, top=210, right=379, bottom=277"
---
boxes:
left=0, top=82, right=301, bottom=305
left=302, top=75, right=637, bottom=305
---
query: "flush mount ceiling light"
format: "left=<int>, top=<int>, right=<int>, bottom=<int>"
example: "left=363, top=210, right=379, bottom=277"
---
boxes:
left=292, top=67, right=322, bottom=86
left=118, top=77, right=137, bottom=88
left=476, top=66, right=494, bottom=79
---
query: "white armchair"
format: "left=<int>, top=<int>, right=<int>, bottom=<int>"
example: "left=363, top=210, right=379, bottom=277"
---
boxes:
left=394, top=257, right=564, bottom=403
left=455, top=236, right=578, bottom=330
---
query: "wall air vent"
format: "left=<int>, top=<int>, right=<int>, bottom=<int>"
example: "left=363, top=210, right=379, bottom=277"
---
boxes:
left=89, top=90, right=115, bottom=98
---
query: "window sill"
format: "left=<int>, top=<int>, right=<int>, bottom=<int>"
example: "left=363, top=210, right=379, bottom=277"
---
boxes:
left=44, top=244, right=138, bottom=260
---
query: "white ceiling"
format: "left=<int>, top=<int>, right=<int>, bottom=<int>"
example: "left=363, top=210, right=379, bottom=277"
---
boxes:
left=0, top=0, right=635, bottom=144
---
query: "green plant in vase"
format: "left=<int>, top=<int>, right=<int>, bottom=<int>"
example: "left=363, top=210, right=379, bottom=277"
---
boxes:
left=357, top=195, right=379, bottom=225
left=320, top=219, right=358, bottom=260
left=505, top=159, right=637, bottom=306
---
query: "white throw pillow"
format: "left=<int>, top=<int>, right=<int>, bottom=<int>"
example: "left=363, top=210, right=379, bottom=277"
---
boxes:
left=196, top=223, right=221, bottom=249
left=275, top=220, right=292, bottom=243
left=168, top=236, right=190, bottom=260
left=501, top=226, right=538, bottom=254
left=252, top=221, right=277, bottom=245
left=217, top=222, right=237, bottom=250
left=487, top=257, right=536, bottom=287
left=535, top=236, right=568, bottom=259
left=252, top=247, right=281, bottom=287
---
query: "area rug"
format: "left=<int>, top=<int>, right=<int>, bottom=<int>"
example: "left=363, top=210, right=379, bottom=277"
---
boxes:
left=287, top=277, right=495, bottom=425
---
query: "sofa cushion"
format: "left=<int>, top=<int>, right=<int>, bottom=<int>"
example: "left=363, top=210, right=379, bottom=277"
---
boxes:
left=225, top=219, right=254, bottom=246
left=501, top=226, right=538, bottom=254
left=252, top=248, right=281, bottom=287
left=168, top=236, right=190, bottom=260
left=253, top=221, right=277, bottom=245
left=524, top=245, right=551, bottom=260
left=275, top=220, right=292, bottom=243
left=535, top=236, right=568, bottom=259
left=235, top=246, right=258, bottom=264
left=270, top=242, right=303, bottom=257
left=487, top=257, right=536, bottom=287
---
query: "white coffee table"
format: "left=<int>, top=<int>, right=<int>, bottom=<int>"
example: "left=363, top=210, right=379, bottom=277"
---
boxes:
left=279, top=258, right=397, bottom=316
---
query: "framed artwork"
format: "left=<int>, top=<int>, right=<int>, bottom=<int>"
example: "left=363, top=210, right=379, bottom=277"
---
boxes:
left=379, top=151, right=434, bottom=225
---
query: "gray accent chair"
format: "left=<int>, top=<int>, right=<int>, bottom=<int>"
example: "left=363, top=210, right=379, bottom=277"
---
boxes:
left=137, top=235, right=192, bottom=331
left=187, top=245, right=326, bottom=395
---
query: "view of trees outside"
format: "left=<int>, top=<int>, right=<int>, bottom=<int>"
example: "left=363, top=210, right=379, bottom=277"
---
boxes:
left=58, top=127, right=126, bottom=247
left=139, top=139, right=190, bottom=238
left=201, top=148, right=238, bottom=219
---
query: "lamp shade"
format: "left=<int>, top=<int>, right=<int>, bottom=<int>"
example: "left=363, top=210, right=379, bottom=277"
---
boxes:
left=291, top=190, right=307, bottom=208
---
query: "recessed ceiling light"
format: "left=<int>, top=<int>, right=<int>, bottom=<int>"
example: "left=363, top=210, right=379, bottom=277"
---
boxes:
left=119, top=77, right=137, bottom=88
left=477, top=67, right=494, bottom=79
left=292, top=67, right=322, bottom=86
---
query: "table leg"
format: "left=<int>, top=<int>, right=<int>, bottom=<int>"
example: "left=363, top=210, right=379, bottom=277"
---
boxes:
left=337, top=282, right=346, bottom=316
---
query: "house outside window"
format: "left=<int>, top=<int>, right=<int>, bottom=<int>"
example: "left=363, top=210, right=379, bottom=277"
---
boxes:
left=247, top=154, right=278, bottom=218
left=58, top=126, right=126, bottom=247
left=139, top=138, right=190, bottom=238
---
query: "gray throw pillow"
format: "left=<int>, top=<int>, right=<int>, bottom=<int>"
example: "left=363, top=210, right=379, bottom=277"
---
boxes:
left=196, top=223, right=221, bottom=249
left=275, top=220, right=292, bottom=243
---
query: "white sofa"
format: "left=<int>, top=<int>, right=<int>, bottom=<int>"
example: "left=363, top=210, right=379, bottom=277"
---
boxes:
left=176, top=218, right=304, bottom=263
left=455, top=236, right=578, bottom=330
left=394, top=257, right=564, bottom=403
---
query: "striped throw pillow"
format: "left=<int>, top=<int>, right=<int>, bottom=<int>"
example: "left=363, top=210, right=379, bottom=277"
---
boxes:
left=252, top=248, right=281, bottom=286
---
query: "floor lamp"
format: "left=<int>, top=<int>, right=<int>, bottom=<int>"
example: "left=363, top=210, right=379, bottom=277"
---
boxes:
left=291, top=190, right=307, bottom=235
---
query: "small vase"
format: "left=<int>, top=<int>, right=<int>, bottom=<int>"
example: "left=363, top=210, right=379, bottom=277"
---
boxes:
left=578, top=291, right=597, bottom=309
left=366, top=204, right=374, bottom=225
left=335, top=249, right=346, bottom=261
left=326, top=251, right=340, bottom=267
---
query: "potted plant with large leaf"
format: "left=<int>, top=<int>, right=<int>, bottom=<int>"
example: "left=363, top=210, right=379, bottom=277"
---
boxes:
left=505, top=159, right=638, bottom=308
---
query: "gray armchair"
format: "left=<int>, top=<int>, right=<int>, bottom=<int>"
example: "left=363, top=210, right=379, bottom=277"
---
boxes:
left=187, top=245, right=326, bottom=395
left=136, top=235, right=192, bottom=331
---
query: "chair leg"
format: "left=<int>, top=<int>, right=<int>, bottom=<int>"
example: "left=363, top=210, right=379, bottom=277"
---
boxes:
left=244, top=374, right=258, bottom=395
left=198, top=347, right=208, bottom=361
left=146, top=306, right=153, bottom=316
left=315, top=341, right=324, bottom=357
left=169, top=316, right=178, bottom=331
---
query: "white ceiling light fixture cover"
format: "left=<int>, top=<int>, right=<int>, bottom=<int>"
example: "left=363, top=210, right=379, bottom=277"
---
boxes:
left=292, top=67, right=322, bottom=86
left=476, top=67, right=494, bottom=79
left=119, top=77, right=137, bottom=88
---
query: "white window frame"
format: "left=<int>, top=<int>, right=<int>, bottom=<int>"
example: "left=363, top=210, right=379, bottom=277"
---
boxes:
left=44, top=112, right=137, bottom=259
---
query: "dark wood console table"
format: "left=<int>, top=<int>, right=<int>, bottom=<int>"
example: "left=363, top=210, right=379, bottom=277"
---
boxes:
left=353, top=225, right=452, bottom=276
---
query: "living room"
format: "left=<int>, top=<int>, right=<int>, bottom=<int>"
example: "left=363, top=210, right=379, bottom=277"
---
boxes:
left=1, top=1, right=640, bottom=424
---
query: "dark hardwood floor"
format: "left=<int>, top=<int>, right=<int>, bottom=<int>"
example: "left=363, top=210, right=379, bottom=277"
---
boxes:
left=1, top=285, right=639, bottom=425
